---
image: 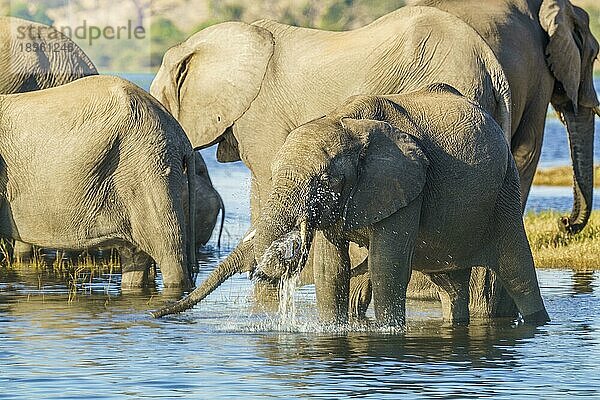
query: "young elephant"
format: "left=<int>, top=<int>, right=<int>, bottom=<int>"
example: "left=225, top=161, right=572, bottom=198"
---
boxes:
left=0, top=75, right=198, bottom=289
left=153, top=84, right=550, bottom=326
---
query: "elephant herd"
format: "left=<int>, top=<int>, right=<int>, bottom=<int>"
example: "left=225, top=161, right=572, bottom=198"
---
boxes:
left=1, top=0, right=598, bottom=327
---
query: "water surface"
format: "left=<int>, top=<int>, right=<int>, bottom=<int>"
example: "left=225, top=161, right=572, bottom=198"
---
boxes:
left=1, top=74, right=599, bottom=399
left=1, top=267, right=599, bottom=398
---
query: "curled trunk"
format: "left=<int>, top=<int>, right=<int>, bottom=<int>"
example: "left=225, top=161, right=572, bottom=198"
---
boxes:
left=151, top=239, right=254, bottom=317
left=253, top=188, right=304, bottom=278
left=559, top=105, right=596, bottom=234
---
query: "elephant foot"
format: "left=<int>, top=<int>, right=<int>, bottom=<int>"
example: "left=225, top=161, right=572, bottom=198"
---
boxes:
left=119, top=247, right=154, bottom=289
left=522, top=308, right=551, bottom=326
left=349, top=259, right=372, bottom=319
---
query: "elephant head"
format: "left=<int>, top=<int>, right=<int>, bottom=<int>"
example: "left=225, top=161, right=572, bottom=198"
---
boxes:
left=150, top=22, right=274, bottom=160
left=539, top=0, right=599, bottom=234
left=251, top=115, right=427, bottom=282
left=191, top=151, right=224, bottom=247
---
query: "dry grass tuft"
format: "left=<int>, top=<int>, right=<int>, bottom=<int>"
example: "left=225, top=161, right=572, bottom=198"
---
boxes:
left=525, top=210, right=600, bottom=269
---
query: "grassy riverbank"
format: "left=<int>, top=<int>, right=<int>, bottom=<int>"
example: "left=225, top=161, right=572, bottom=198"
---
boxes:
left=533, top=165, right=600, bottom=187
left=525, top=210, right=600, bottom=269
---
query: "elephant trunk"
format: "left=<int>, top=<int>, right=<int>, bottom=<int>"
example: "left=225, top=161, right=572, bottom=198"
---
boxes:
left=558, top=104, right=596, bottom=234
left=151, top=237, right=254, bottom=318
left=252, top=181, right=310, bottom=280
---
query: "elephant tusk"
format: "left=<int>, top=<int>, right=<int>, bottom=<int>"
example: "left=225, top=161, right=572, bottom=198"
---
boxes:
left=593, top=106, right=600, bottom=118
left=243, top=229, right=256, bottom=243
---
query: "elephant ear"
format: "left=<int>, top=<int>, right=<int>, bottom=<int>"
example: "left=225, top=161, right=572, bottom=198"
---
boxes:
left=150, top=22, right=274, bottom=148
left=539, top=0, right=600, bottom=110
left=342, top=118, right=429, bottom=230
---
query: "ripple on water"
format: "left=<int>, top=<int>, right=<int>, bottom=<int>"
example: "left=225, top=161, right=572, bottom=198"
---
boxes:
left=1, top=266, right=600, bottom=398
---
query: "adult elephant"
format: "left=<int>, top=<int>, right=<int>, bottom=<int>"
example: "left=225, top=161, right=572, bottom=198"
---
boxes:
left=1, top=16, right=98, bottom=262
left=415, top=0, right=599, bottom=234
left=153, top=84, right=550, bottom=326
left=151, top=5, right=513, bottom=317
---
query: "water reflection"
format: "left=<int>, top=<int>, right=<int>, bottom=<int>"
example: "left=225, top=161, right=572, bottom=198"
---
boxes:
left=1, top=266, right=600, bottom=398
left=247, top=321, right=548, bottom=398
left=571, top=270, right=597, bottom=295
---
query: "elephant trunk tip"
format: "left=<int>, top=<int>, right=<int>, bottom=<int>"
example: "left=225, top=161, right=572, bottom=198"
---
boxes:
left=558, top=215, right=589, bottom=235
left=150, top=301, right=184, bottom=318
left=253, top=229, right=303, bottom=281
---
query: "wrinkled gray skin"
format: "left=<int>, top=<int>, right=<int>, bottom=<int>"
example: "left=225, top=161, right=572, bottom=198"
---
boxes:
left=0, top=75, right=197, bottom=290
left=13, top=150, right=223, bottom=267
left=416, top=0, right=599, bottom=233
left=0, top=16, right=99, bottom=260
left=153, top=84, right=550, bottom=327
left=150, top=5, right=514, bottom=317
left=406, top=0, right=600, bottom=317
left=0, top=17, right=97, bottom=93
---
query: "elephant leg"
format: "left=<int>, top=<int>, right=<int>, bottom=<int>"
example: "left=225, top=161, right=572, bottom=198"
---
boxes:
left=349, top=257, right=371, bottom=319
left=494, top=228, right=549, bottom=324
left=492, top=173, right=549, bottom=324
left=119, top=246, right=153, bottom=289
left=369, top=197, right=422, bottom=326
left=251, top=280, right=280, bottom=313
left=13, top=241, right=33, bottom=264
left=428, top=268, right=471, bottom=324
left=469, top=102, right=548, bottom=319
left=313, top=231, right=350, bottom=325
left=510, top=98, right=548, bottom=209
left=469, top=266, right=518, bottom=319
left=128, top=181, right=193, bottom=289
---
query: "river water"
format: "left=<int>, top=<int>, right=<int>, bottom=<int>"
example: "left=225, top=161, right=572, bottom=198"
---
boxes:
left=0, top=74, right=598, bottom=398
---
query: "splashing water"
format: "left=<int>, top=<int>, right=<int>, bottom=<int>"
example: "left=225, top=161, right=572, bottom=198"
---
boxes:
left=254, top=230, right=302, bottom=277
left=278, top=273, right=300, bottom=329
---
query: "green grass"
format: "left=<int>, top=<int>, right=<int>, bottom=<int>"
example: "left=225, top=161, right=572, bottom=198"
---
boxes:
left=532, top=165, right=600, bottom=187
left=525, top=210, right=600, bottom=269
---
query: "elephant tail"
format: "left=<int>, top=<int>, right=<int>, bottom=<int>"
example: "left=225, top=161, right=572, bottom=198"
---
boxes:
left=216, top=192, right=225, bottom=248
left=493, top=72, right=512, bottom=142
left=184, top=151, right=197, bottom=284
